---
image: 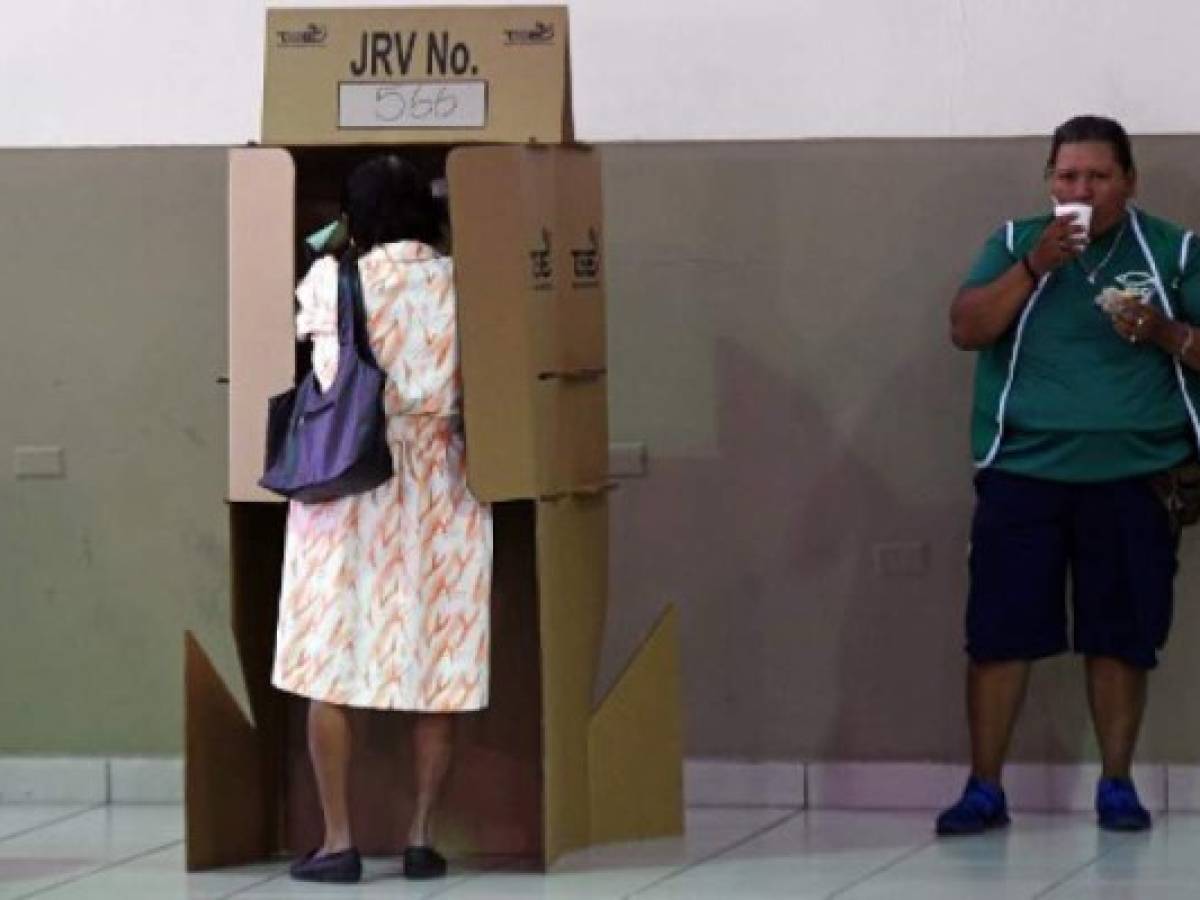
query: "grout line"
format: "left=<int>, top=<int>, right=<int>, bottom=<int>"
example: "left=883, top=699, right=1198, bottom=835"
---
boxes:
left=0, top=804, right=106, bottom=847
left=14, top=837, right=182, bottom=900
left=217, top=867, right=291, bottom=899
left=822, top=835, right=937, bottom=899
left=622, top=806, right=805, bottom=899
left=685, top=802, right=806, bottom=810
left=1030, top=831, right=1138, bottom=899
left=422, top=856, right=524, bottom=897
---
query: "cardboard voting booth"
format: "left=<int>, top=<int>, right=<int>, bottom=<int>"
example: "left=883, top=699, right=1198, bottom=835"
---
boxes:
left=185, top=6, right=683, bottom=872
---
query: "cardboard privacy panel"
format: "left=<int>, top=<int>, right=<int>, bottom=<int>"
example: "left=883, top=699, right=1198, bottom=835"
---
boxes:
left=263, top=7, right=570, bottom=146
left=535, top=493, right=610, bottom=859
left=227, top=149, right=295, bottom=503
left=448, top=145, right=609, bottom=502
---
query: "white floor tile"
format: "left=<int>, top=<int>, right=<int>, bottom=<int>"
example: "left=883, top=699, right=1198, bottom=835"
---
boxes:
left=1041, top=813, right=1200, bottom=895
left=637, top=810, right=932, bottom=898
left=29, top=843, right=278, bottom=899
left=11, top=805, right=1200, bottom=899
left=0, top=806, right=94, bottom=842
left=1044, top=884, right=1200, bottom=899
left=434, top=807, right=796, bottom=899
left=0, top=805, right=183, bottom=899
left=836, top=814, right=1124, bottom=899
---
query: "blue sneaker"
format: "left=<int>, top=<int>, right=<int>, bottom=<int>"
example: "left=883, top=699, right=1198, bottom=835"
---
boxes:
left=1096, top=777, right=1152, bottom=832
left=935, top=776, right=1010, bottom=836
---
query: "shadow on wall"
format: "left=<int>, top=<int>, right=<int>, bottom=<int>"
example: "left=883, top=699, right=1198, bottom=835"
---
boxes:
left=611, top=333, right=1185, bottom=764
left=612, top=338, right=969, bottom=760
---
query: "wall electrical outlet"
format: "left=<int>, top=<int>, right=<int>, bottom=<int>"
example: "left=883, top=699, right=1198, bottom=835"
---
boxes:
left=872, top=541, right=930, bottom=577
left=13, top=446, right=66, bottom=479
left=608, top=441, right=648, bottom=478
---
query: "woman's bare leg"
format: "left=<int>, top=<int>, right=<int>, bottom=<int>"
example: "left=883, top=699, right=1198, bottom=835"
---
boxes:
left=408, top=713, right=455, bottom=846
left=308, top=700, right=353, bottom=853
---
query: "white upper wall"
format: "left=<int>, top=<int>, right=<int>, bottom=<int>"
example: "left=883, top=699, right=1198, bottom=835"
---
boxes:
left=5, top=0, right=1200, bottom=147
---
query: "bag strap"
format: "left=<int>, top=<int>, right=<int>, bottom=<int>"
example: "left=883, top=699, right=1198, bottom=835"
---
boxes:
left=336, top=253, right=383, bottom=367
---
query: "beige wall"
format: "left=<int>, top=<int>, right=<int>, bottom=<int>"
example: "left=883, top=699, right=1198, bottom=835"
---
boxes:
left=0, top=150, right=230, bottom=753
left=5, top=139, right=1200, bottom=762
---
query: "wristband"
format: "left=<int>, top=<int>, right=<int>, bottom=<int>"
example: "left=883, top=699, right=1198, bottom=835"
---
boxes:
left=1020, top=254, right=1039, bottom=281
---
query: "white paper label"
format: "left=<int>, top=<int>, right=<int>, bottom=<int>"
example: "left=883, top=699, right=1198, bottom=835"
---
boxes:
left=338, top=81, right=487, bottom=129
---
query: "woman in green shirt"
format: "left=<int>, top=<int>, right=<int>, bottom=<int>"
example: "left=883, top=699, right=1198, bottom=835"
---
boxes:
left=938, top=115, right=1200, bottom=836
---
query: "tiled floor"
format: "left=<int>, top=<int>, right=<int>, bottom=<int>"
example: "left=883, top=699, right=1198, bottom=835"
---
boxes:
left=1, top=803, right=1199, bottom=899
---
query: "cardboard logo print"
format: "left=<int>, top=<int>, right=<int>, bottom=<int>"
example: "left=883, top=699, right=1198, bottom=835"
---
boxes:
left=530, top=228, right=553, bottom=291
left=571, top=228, right=601, bottom=287
left=504, top=21, right=555, bottom=46
left=277, top=23, right=328, bottom=48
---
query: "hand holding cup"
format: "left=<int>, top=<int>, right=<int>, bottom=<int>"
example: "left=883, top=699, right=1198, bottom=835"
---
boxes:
left=1028, top=212, right=1088, bottom=275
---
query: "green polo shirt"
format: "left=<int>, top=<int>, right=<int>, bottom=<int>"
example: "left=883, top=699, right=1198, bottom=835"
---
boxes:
left=964, top=212, right=1200, bottom=482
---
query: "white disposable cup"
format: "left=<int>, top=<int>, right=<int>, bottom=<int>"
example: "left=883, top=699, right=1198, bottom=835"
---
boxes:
left=1054, top=201, right=1093, bottom=246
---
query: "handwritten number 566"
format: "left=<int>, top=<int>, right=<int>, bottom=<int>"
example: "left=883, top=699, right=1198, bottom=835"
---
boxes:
left=374, top=86, right=459, bottom=122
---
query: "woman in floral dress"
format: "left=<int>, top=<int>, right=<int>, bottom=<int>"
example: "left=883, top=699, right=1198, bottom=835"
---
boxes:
left=271, top=155, right=492, bottom=883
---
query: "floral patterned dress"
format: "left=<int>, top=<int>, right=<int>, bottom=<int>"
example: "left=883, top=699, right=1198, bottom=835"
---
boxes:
left=271, top=241, right=492, bottom=711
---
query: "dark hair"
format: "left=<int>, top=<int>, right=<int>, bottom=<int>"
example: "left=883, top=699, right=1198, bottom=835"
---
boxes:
left=1046, top=115, right=1135, bottom=175
left=343, top=154, right=441, bottom=250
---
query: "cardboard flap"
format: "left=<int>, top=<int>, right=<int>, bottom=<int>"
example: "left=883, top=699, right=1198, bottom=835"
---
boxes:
left=264, top=7, right=570, bottom=146
left=449, top=145, right=607, bottom=502
left=228, top=148, right=295, bottom=503
left=588, top=605, right=684, bottom=846
left=184, top=631, right=270, bottom=870
left=448, top=146, right=540, bottom=501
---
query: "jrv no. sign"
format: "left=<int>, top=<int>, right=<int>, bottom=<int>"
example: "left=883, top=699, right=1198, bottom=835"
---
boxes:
left=349, top=31, right=479, bottom=78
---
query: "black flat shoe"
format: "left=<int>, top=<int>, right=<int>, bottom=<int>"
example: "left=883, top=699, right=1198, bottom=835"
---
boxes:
left=403, top=845, right=447, bottom=880
left=289, top=847, right=363, bottom=883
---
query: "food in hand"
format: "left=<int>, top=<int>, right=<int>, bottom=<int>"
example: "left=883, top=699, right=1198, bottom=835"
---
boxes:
left=1095, top=286, right=1145, bottom=315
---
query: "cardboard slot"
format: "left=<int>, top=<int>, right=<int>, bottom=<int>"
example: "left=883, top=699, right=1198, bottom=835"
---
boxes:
left=538, top=482, right=618, bottom=503
left=537, top=367, right=607, bottom=381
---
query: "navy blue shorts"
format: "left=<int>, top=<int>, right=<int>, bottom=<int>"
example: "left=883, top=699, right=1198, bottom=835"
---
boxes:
left=967, top=468, right=1178, bottom=670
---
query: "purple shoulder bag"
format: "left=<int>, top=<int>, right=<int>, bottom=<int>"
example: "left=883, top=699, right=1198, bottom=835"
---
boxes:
left=259, top=254, right=393, bottom=503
